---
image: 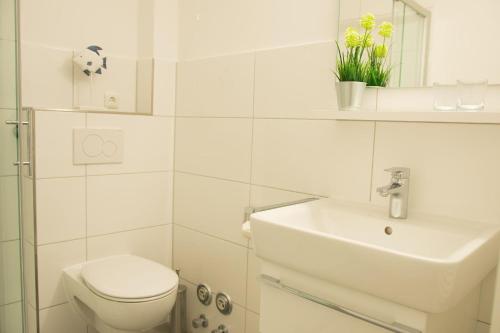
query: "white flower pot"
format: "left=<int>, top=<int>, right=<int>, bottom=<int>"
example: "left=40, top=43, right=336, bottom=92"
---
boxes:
left=336, top=81, right=367, bottom=111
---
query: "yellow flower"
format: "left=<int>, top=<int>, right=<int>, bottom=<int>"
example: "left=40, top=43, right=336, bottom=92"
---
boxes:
left=360, top=13, right=376, bottom=30
left=345, top=27, right=361, bottom=48
left=363, top=34, right=374, bottom=48
left=374, top=44, right=388, bottom=58
left=379, top=21, right=394, bottom=38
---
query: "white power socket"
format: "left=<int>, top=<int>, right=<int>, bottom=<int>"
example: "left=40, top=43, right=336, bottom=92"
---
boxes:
left=104, top=92, right=119, bottom=109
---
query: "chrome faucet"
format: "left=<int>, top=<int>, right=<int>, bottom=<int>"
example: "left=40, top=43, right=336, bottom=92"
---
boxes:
left=377, top=167, right=410, bottom=219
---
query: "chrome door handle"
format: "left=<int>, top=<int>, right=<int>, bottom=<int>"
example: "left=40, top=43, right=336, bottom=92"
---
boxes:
left=21, top=107, right=34, bottom=177
left=13, top=161, right=31, bottom=166
left=5, top=120, right=29, bottom=125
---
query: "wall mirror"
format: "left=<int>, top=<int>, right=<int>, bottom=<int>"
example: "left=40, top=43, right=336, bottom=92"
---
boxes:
left=67, top=1, right=155, bottom=114
left=338, top=0, right=500, bottom=88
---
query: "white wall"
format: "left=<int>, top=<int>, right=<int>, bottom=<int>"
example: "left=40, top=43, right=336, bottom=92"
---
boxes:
left=19, top=0, right=178, bottom=332
left=426, top=0, right=500, bottom=85
left=174, top=1, right=500, bottom=333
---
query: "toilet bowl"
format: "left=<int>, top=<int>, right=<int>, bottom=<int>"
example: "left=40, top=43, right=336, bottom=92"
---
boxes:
left=63, top=255, right=179, bottom=333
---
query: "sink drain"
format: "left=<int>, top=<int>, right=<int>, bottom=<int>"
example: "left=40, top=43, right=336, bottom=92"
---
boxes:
left=384, top=226, right=393, bottom=235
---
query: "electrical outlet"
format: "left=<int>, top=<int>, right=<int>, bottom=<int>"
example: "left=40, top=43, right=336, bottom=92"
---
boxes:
left=104, top=92, right=119, bottom=109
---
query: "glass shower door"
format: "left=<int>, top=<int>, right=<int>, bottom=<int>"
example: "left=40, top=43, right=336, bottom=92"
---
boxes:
left=0, top=0, right=25, bottom=331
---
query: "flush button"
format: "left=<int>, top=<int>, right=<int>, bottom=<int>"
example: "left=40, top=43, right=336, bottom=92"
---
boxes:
left=73, top=128, right=123, bottom=165
left=215, top=292, right=232, bottom=315
left=196, top=283, right=212, bottom=305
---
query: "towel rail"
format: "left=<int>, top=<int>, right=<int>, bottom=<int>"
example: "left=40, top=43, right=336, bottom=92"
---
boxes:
left=244, top=197, right=320, bottom=221
left=260, top=274, right=422, bottom=333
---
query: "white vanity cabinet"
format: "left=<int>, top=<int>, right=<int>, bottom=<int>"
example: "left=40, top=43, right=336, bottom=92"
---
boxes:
left=258, top=263, right=481, bottom=333
left=260, top=283, right=388, bottom=333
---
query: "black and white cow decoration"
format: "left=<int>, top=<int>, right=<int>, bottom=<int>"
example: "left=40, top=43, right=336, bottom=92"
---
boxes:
left=73, top=45, right=107, bottom=76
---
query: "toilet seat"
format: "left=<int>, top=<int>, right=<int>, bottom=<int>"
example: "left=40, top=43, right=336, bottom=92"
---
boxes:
left=81, top=255, right=178, bottom=303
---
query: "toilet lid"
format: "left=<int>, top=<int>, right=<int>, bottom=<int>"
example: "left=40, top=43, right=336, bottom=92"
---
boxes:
left=81, top=255, right=178, bottom=300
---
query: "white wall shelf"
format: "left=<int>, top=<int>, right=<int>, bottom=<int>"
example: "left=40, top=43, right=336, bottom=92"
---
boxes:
left=332, top=111, right=500, bottom=124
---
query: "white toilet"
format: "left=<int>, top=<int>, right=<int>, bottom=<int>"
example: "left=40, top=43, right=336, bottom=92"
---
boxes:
left=63, top=255, right=179, bottom=333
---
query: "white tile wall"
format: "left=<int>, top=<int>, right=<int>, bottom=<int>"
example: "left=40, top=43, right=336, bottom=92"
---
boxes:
left=254, top=43, right=337, bottom=119
left=153, top=0, right=178, bottom=60
left=0, top=301, right=23, bottom=333
left=0, top=176, right=19, bottom=241
left=175, top=118, right=253, bottom=182
left=0, top=0, right=15, bottom=41
left=20, top=0, right=139, bottom=56
left=177, top=53, right=255, bottom=117
left=0, top=240, right=22, bottom=305
left=251, top=119, right=374, bottom=200
left=174, top=226, right=248, bottom=306
left=371, top=122, right=500, bottom=223
left=21, top=44, right=74, bottom=109
left=245, top=310, right=260, bottom=333
left=246, top=251, right=261, bottom=314
left=153, top=59, right=177, bottom=116
left=254, top=0, right=338, bottom=49
left=35, top=111, right=86, bottom=178
left=37, top=239, right=86, bottom=309
left=87, top=224, right=172, bottom=267
left=0, top=40, right=17, bottom=109
left=178, top=0, right=338, bottom=60
left=86, top=114, right=174, bottom=175
left=0, top=110, right=19, bottom=176
left=38, top=303, right=86, bottom=333
left=174, top=173, right=250, bottom=246
left=87, top=172, right=172, bottom=236
left=178, top=0, right=257, bottom=60
left=36, top=177, right=86, bottom=244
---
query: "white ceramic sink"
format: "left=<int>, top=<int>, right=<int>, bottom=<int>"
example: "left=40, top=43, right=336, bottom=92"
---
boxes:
left=251, top=199, right=500, bottom=314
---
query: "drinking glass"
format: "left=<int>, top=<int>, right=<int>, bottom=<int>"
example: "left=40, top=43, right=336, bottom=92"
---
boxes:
left=457, top=80, right=488, bottom=111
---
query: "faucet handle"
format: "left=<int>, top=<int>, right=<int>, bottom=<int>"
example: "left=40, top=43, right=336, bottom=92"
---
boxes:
left=384, top=167, right=410, bottom=179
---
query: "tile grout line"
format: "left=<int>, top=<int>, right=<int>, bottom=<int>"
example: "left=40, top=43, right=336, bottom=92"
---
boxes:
left=37, top=224, right=173, bottom=247
left=243, top=51, right=258, bottom=332
left=178, top=39, right=337, bottom=63
left=37, top=169, right=173, bottom=180
left=172, top=60, right=179, bottom=273
left=85, top=112, right=88, bottom=262
left=368, top=122, right=378, bottom=202
left=0, top=300, right=23, bottom=308
left=38, top=301, right=68, bottom=311
left=368, top=89, right=380, bottom=202
left=175, top=170, right=325, bottom=198
left=175, top=224, right=249, bottom=249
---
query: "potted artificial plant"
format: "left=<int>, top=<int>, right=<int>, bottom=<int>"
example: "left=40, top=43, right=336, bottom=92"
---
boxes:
left=335, top=14, right=393, bottom=110
left=366, top=21, right=393, bottom=87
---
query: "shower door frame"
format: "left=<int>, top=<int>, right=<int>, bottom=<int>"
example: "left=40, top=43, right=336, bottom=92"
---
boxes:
left=13, top=0, right=39, bottom=331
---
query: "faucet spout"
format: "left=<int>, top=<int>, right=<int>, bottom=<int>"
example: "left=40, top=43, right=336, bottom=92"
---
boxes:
left=376, top=183, right=404, bottom=197
left=377, top=167, right=410, bottom=219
